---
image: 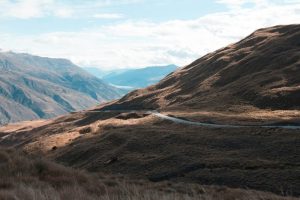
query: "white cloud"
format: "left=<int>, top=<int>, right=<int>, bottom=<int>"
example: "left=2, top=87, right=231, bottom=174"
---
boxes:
left=93, top=13, right=124, bottom=19
left=0, top=0, right=135, bottom=19
left=54, top=7, right=74, bottom=18
left=217, top=0, right=270, bottom=9
left=0, top=0, right=50, bottom=19
left=0, top=0, right=299, bottom=70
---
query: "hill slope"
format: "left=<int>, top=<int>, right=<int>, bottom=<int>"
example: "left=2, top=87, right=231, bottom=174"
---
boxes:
left=0, top=52, right=123, bottom=125
left=103, top=25, right=300, bottom=111
left=101, top=65, right=178, bottom=89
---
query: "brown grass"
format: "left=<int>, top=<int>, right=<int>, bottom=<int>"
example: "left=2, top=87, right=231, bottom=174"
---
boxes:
left=0, top=148, right=297, bottom=200
left=1, top=110, right=300, bottom=197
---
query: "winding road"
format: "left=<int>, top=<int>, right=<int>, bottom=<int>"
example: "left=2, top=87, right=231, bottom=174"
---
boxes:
left=88, top=110, right=300, bottom=130
left=148, top=111, right=300, bottom=130
left=1, top=110, right=298, bottom=143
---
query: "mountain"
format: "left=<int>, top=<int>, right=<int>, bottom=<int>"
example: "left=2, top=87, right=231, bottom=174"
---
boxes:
left=102, top=25, right=300, bottom=111
left=94, top=65, right=178, bottom=89
left=83, top=67, right=116, bottom=78
left=0, top=51, right=124, bottom=125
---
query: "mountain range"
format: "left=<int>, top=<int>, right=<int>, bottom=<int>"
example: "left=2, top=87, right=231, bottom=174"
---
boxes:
left=0, top=52, right=124, bottom=125
left=85, top=65, right=178, bottom=89
left=82, top=67, right=114, bottom=79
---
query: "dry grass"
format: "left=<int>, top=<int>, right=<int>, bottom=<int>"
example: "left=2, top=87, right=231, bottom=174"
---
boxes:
left=0, top=120, right=50, bottom=133
left=0, top=148, right=297, bottom=200
left=1, top=111, right=300, bottom=197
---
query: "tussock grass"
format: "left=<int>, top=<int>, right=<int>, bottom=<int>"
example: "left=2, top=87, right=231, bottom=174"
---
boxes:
left=0, top=148, right=296, bottom=200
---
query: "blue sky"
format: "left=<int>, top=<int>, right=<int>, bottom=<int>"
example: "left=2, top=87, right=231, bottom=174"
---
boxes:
left=0, top=0, right=299, bottom=70
left=0, top=0, right=225, bottom=35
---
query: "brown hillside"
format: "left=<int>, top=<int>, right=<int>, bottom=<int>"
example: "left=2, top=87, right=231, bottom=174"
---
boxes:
left=102, top=24, right=300, bottom=111
left=0, top=109, right=299, bottom=196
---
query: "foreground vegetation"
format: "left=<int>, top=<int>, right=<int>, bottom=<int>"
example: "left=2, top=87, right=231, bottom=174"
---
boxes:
left=0, top=148, right=297, bottom=200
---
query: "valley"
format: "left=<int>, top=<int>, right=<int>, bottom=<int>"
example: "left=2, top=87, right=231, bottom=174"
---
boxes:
left=85, top=64, right=178, bottom=91
left=0, top=24, right=299, bottom=199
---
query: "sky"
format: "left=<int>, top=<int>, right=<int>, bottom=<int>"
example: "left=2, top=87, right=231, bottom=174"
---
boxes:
left=0, top=0, right=299, bottom=70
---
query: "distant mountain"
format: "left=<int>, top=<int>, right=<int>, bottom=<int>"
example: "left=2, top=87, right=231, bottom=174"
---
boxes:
left=86, top=65, right=178, bottom=89
left=82, top=67, right=117, bottom=79
left=102, top=25, right=300, bottom=111
left=0, top=52, right=124, bottom=125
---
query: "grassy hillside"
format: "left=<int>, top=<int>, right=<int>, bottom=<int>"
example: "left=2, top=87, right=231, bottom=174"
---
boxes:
left=102, top=25, right=300, bottom=112
left=0, top=148, right=296, bottom=200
